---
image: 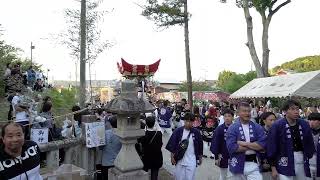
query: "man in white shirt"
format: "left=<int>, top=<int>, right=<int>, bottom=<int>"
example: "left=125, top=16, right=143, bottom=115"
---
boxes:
left=166, top=112, right=203, bottom=180
left=11, top=93, right=30, bottom=138
left=226, top=102, right=266, bottom=180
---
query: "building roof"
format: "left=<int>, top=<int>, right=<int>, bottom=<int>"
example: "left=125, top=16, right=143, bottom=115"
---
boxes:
left=230, top=70, right=320, bottom=99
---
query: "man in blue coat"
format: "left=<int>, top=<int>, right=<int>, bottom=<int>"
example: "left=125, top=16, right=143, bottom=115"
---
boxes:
left=158, top=100, right=173, bottom=136
left=226, top=102, right=266, bottom=180
left=211, top=109, right=234, bottom=180
left=166, top=112, right=203, bottom=180
left=267, top=100, right=315, bottom=180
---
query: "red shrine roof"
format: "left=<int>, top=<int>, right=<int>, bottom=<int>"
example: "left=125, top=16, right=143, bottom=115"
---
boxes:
left=117, top=58, right=161, bottom=77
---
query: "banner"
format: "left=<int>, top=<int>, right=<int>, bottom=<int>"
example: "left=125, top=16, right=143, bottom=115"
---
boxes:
left=31, top=128, right=49, bottom=144
left=85, top=122, right=106, bottom=148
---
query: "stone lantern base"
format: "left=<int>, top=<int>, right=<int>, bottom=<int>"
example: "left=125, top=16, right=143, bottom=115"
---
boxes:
left=108, top=167, right=149, bottom=180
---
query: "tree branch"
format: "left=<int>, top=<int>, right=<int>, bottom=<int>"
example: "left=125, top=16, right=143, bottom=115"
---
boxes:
left=269, top=0, right=291, bottom=17
left=270, top=0, right=278, bottom=8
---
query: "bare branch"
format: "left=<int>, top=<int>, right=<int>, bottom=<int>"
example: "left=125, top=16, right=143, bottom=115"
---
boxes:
left=270, top=0, right=278, bottom=8
left=269, top=0, right=291, bottom=17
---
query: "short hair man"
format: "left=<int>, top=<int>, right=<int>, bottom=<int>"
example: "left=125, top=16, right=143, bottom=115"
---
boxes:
left=210, top=109, right=234, bottom=180
left=226, top=102, right=266, bottom=180
left=166, top=112, right=203, bottom=180
left=0, top=122, right=42, bottom=180
left=11, top=92, right=30, bottom=139
left=267, top=100, right=315, bottom=180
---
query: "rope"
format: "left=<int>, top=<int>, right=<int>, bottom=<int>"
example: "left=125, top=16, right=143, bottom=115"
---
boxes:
left=0, top=107, right=89, bottom=126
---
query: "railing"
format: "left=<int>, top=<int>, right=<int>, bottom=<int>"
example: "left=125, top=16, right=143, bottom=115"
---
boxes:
left=38, top=115, right=99, bottom=179
left=1, top=115, right=174, bottom=180
left=38, top=137, right=84, bottom=170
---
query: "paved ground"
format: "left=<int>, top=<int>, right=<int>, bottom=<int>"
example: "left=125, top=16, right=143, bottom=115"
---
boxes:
left=161, top=133, right=220, bottom=180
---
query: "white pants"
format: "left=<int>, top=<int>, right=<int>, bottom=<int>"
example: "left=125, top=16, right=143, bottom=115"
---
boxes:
left=219, top=168, right=228, bottom=180
left=310, top=165, right=320, bottom=180
left=175, top=164, right=196, bottom=180
left=161, top=127, right=172, bottom=136
left=262, top=172, right=272, bottom=180
left=279, top=152, right=310, bottom=180
left=230, top=162, right=262, bottom=180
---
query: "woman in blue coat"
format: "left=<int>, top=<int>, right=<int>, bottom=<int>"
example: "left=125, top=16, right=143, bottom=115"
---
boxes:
left=258, top=112, right=276, bottom=180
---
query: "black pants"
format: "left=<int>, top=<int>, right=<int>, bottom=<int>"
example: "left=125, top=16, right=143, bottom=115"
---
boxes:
left=101, top=166, right=114, bottom=180
left=17, top=121, right=30, bottom=140
left=151, top=168, right=159, bottom=180
left=8, top=105, right=13, bottom=120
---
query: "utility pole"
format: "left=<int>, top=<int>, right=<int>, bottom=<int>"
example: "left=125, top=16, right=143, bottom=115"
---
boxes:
left=79, top=0, right=87, bottom=108
left=184, top=0, right=193, bottom=111
left=30, top=42, right=35, bottom=66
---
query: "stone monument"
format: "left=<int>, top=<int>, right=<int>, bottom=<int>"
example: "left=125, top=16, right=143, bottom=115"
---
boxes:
left=105, top=80, right=155, bottom=180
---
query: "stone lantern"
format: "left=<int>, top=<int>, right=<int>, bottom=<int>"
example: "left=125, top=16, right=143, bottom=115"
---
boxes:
left=105, top=80, right=155, bottom=180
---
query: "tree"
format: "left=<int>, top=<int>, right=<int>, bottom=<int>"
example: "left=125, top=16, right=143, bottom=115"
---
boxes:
left=60, top=0, right=111, bottom=106
left=272, top=55, right=320, bottom=73
left=217, top=70, right=257, bottom=93
left=0, top=27, right=42, bottom=95
left=217, top=70, right=237, bottom=88
left=221, top=0, right=291, bottom=77
left=142, top=0, right=193, bottom=109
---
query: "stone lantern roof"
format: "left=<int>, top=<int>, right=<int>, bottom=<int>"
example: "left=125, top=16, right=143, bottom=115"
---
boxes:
left=105, top=80, right=155, bottom=115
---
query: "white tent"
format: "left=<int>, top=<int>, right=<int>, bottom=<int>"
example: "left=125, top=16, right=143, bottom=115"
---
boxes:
left=230, top=70, right=320, bottom=99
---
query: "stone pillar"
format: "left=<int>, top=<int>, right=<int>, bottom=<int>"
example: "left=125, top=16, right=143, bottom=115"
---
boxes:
left=80, top=115, right=97, bottom=174
left=64, top=145, right=82, bottom=167
left=106, top=80, right=155, bottom=180
left=46, top=150, right=59, bottom=169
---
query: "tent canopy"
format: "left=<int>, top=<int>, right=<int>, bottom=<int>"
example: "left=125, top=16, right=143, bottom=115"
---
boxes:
left=230, top=70, right=320, bottom=99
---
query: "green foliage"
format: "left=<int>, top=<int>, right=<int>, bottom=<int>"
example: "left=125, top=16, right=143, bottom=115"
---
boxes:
left=142, top=0, right=186, bottom=28
left=217, top=70, right=236, bottom=88
left=217, top=71, right=257, bottom=93
left=42, top=88, right=77, bottom=116
left=15, top=58, right=42, bottom=72
left=272, top=55, right=320, bottom=73
left=0, top=27, right=42, bottom=96
left=252, top=0, right=272, bottom=12
left=178, top=81, right=220, bottom=92
left=243, top=71, right=257, bottom=81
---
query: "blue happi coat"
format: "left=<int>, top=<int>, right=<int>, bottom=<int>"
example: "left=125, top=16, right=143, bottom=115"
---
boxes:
left=258, top=127, right=272, bottom=172
left=267, top=118, right=315, bottom=177
left=166, top=127, right=203, bottom=163
left=158, top=107, right=173, bottom=128
left=210, top=123, right=230, bottom=168
left=226, top=118, right=267, bottom=174
left=316, top=135, right=320, bottom=177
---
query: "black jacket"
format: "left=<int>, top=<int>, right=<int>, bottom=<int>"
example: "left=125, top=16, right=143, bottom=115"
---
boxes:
left=0, top=141, right=42, bottom=180
left=138, top=130, right=163, bottom=171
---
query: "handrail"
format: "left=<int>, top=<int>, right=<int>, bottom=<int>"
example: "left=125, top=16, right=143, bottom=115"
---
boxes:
left=38, top=137, right=84, bottom=152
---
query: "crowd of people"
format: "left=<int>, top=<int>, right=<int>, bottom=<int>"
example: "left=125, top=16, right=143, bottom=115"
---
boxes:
left=3, top=62, right=48, bottom=95
left=135, top=98, right=320, bottom=180
left=1, top=89, right=320, bottom=180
